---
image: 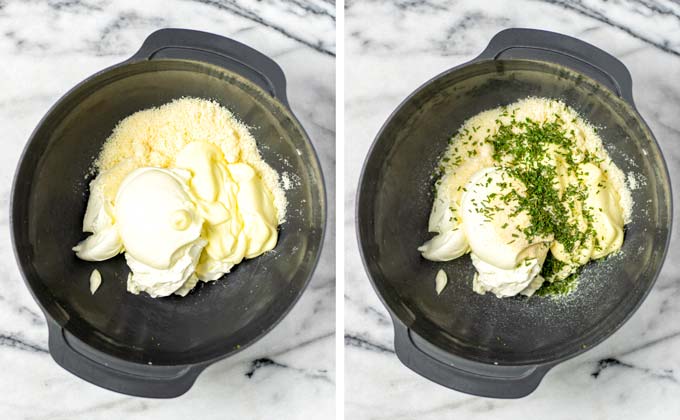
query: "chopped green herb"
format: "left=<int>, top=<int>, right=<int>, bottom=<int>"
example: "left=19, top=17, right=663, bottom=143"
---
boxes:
left=535, top=274, right=578, bottom=297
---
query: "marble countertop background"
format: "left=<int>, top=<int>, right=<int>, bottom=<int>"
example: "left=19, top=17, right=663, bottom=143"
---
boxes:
left=345, top=0, right=679, bottom=419
left=0, top=1, right=335, bottom=419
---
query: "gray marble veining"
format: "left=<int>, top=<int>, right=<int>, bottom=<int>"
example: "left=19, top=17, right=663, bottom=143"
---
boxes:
left=0, top=1, right=335, bottom=419
left=345, top=1, right=680, bottom=419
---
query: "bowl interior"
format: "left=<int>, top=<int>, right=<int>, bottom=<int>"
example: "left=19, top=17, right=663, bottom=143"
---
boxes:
left=358, top=59, right=671, bottom=365
left=13, top=59, right=325, bottom=365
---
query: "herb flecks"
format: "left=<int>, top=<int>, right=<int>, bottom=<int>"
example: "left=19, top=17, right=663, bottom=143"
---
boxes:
left=535, top=274, right=578, bottom=297
left=484, top=114, right=596, bottom=255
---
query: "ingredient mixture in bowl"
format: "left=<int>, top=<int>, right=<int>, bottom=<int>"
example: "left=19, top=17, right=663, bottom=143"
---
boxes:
left=419, top=97, right=632, bottom=298
left=73, top=97, right=287, bottom=298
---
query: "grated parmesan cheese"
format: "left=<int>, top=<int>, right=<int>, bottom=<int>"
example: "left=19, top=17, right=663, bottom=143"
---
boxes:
left=94, top=97, right=287, bottom=222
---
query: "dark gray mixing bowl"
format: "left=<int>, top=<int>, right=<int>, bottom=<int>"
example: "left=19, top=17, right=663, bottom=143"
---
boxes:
left=357, top=28, right=671, bottom=398
left=11, top=29, right=325, bottom=397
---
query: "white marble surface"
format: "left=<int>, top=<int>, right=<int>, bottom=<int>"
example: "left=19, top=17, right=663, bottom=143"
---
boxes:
left=345, top=0, right=680, bottom=418
left=0, top=1, right=335, bottom=419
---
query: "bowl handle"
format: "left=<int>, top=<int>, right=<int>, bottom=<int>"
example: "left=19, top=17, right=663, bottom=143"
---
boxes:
left=47, top=318, right=207, bottom=398
left=392, top=320, right=553, bottom=398
left=474, top=28, right=635, bottom=106
left=128, top=28, right=289, bottom=106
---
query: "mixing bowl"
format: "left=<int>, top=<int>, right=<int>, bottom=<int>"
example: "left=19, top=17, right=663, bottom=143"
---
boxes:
left=11, top=28, right=326, bottom=398
left=357, top=28, right=671, bottom=398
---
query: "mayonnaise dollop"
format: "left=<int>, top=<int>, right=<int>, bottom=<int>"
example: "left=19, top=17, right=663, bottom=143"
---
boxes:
left=175, top=142, right=278, bottom=281
left=462, top=167, right=552, bottom=297
left=115, top=167, right=206, bottom=296
left=421, top=167, right=552, bottom=297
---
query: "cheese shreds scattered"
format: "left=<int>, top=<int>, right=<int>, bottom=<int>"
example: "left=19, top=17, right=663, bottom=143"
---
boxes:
left=89, top=269, right=102, bottom=294
left=94, top=97, right=287, bottom=222
left=627, top=172, right=640, bottom=191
